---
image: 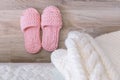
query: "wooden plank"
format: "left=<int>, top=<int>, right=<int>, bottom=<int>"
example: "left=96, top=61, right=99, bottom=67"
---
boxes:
left=0, top=0, right=120, bottom=10
left=0, top=1, right=120, bottom=62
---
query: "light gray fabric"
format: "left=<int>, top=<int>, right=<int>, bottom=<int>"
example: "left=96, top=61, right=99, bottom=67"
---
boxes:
left=0, top=63, right=64, bottom=80
left=52, top=67, right=65, bottom=80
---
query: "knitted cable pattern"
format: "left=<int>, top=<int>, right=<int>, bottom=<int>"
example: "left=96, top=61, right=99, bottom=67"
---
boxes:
left=51, top=31, right=119, bottom=80
left=67, top=31, right=119, bottom=80
left=86, top=34, right=120, bottom=80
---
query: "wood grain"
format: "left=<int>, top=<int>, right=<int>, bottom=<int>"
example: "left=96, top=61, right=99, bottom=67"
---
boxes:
left=0, top=0, right=120, bottom=62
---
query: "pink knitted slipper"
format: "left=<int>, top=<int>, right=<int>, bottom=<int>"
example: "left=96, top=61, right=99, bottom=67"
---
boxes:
left=20, top=8, right=41, bottom=54
left=41, top=6, right=62, bottom=51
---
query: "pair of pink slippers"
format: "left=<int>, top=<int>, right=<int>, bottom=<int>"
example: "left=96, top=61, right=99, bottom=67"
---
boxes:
left=20, top=6, right=62, bottom=54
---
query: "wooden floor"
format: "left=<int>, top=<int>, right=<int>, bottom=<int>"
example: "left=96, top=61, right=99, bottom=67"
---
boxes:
left=0, top=0, right=120, bottom=62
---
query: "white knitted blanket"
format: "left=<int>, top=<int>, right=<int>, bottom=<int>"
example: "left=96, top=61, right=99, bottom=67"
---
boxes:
left=51, top=31, right=119, bottom=80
